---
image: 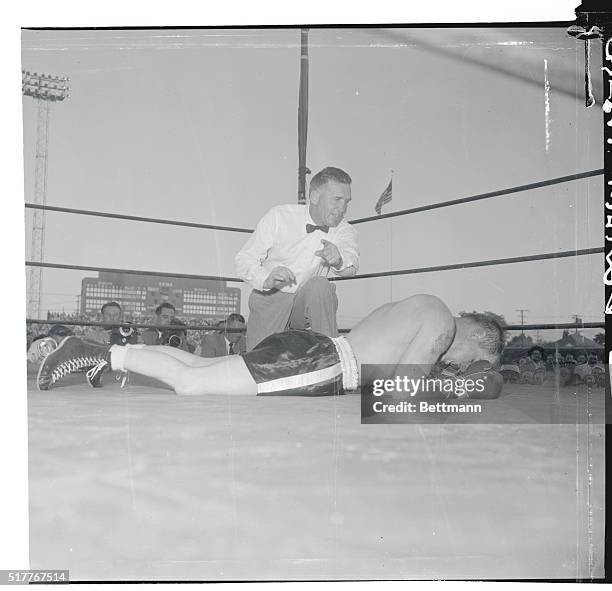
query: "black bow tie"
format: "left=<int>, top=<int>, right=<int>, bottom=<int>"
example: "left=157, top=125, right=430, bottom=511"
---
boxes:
left=306, top=223, right=329, bottom=234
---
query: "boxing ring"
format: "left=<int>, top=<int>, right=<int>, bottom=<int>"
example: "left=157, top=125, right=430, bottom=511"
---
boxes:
left=23, top=26, right=607, bottom=582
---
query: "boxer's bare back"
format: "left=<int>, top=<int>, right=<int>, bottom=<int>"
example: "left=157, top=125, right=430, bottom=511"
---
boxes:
left=347, top=294, right=456, bottom=385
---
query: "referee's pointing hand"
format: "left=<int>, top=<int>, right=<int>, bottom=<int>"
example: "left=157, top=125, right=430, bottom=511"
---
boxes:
left=315, top=239, right=342, bottom=269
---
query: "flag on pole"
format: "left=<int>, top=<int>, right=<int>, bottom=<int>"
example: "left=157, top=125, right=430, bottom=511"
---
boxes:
left=374, top=178, right=392, bottom=215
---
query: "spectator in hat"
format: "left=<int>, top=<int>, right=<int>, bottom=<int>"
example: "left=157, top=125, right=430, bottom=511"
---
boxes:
left=142, top=303, right=189, bottom=351
left=199, top=313, right=247, bottom=357
left=87, top=302, right=138, bottom=346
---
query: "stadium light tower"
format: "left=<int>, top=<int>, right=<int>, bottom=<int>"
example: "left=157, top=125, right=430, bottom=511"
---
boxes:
left=22, top=70, right=69, bottom=318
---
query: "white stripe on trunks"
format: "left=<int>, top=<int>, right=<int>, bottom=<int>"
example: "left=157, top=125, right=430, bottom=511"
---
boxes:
left=331, top=336, right=360, bottom=390
left=256, top=362, right=343, bottom=394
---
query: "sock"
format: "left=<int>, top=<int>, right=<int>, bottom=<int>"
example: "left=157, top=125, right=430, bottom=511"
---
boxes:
left=109, top=345, right=128, bottom=371
left=110, top=343, right=145, bottom=371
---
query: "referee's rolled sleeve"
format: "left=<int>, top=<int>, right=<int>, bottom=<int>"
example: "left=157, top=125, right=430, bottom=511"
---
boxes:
left=333, top=224, right=359, bottom=273
left=235, top=208, right=278, bottom=290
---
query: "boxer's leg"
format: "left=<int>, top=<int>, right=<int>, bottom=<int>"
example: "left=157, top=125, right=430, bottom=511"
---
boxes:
left=114, top=347, right=257, bottom=396
left=134, top=344, right=219, bottom=367
left=288, top=277, right=338, bottom=337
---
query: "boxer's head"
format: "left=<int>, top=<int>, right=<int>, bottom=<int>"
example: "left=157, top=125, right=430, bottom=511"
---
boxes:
left=442, top=313, right=504, bottom=370
left=308, top=167, right=352, bottom=228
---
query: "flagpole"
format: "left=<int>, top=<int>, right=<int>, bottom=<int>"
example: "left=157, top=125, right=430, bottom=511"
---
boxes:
left=373, top=173, right=394, bottom=300
left=297, top=28, right=309, bottom=204
left=389, top=170, right=394, bottom=303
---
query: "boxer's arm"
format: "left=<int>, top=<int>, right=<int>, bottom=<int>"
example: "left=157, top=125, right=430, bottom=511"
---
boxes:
left=394, top=311, right=456, bottom=385
left=458, top=360, right=503, bottom=399
left=411, top=361, right=503, bottom=400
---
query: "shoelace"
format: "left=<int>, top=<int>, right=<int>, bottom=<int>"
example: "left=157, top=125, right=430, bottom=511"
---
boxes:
left=51, top=355, right=103, bottom=384
left=85, top=359, right=108, bottom=382
left=114, top=370, right=130, bottom=388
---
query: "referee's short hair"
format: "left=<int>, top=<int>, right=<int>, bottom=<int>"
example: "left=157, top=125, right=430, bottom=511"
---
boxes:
left=309, top=166, right=352, bottom=195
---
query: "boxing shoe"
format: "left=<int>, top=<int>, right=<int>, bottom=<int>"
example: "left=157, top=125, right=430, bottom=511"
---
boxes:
left=85, top=359, right=111, bottom=388
left=37, top=336, right=109, bottom=391
left=27, top=336, right=57, bottom=364
left=86, top=354, right=132, bottom=389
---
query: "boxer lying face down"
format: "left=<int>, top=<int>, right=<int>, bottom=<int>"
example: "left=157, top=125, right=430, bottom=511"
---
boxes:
left=37, top=294, right=504, bottom=399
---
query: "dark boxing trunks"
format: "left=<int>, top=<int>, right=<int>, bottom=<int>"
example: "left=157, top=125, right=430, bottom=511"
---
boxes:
left=242, top=330, right=358, bottom=396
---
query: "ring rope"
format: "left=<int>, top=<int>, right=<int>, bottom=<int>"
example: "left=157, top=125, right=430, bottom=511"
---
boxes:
left=24, top=169, right=604, bottom=231
left=501, top=322, right=603, bottom=331
left=24, top=204, right=253, bottom=234
left=24, top=319, right=604, bottom=332
left=350, top=169, right=604, bottom=225
left=25, top=320, right=243, bottom=332
left=329, top=247, right=603, bottom=281
left=25, top=262, right=241, bottom=283
left=26, top=246, right=602, bottom=284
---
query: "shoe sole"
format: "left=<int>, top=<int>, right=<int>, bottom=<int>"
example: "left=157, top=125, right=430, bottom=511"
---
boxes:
left=36, top=336, right=75, bottom=392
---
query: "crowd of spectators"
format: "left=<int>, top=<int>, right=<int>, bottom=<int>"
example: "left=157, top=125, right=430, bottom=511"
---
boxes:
left=500, top=345, right=605, bottom=388
left=27, top=303, right=247, bottom=367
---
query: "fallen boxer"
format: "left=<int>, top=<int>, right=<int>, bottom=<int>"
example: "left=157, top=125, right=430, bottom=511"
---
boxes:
left=37, top=294, right=504, bottom=399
